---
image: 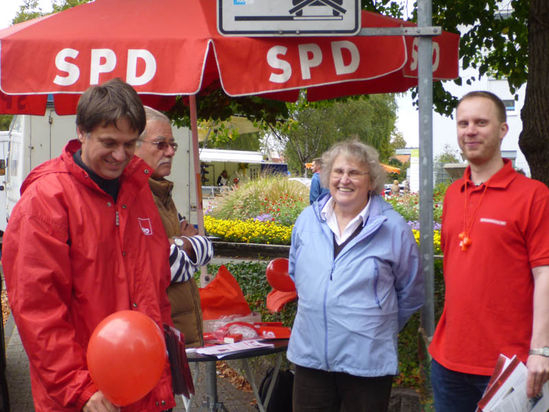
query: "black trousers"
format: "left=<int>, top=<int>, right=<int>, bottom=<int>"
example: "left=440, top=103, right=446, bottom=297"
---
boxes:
left=293, top=365, right=393, bottom=412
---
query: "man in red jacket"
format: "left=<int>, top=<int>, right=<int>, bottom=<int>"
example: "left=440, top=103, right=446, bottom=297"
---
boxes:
left=2, top=79, right=175, bottom=412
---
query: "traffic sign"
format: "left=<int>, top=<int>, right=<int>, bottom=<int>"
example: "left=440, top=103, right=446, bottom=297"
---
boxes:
left=218, top=0, right=361, bottom=36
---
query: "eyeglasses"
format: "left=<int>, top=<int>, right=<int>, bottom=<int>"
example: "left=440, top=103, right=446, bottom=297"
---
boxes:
left=142, top=140, right=178, bottom=152
left=331, top=168, right=369, bottom=180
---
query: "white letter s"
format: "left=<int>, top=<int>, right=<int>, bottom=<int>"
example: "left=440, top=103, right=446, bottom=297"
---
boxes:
left=54, top=48, right=80, bottom=86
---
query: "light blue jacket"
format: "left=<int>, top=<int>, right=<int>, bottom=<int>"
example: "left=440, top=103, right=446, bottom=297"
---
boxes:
left=287, top=193, right=424, bottom=377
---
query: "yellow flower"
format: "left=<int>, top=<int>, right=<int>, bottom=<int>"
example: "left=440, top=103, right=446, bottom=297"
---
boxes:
left=206, top=216, right=440, bottom=251
left=204, top=216, right=292, bottom=245
left=412, top=229, right=442, bottom=254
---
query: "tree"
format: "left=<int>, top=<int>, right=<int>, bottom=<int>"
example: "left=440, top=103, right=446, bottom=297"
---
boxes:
left=264, top=94, right=397, bottom=175
left=12, top=0, right=44, bottom=24
left=12, top=0, right=92, bottom=23
left=519, top=0, right=549, bottom=186
left=434, top=144, right=460, bottom=164
left=363, top=0, right=548, bottom=187
left=390, top=131, right=407, bottom=151
left=0, top=115, right=12, bottom=131
left=418, top=0, right=548, bottom=187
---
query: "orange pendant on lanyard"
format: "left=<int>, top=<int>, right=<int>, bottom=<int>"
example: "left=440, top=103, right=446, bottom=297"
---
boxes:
left=459, top=181, right=488, bottom=251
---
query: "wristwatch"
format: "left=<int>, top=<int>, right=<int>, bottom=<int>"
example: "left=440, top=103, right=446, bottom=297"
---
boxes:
left=529, top=347, right=549, bottom=357
left=173, top=237, right=184, bottom=247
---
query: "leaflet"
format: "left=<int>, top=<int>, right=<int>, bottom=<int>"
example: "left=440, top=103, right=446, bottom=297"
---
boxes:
left=194, top=339, right=274, bottom=359
left=478, top=354, right=549, bottom=412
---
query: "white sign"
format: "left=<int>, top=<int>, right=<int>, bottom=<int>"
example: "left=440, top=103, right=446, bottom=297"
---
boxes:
left=218, top=0, right=361, bottom=36
left=409, top=148, right=420, bottom=193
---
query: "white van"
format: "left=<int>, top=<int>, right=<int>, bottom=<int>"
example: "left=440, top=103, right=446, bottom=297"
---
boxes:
left=0, top=106, right=197, bottom=233
left=0, top=131, right=9, bottom=232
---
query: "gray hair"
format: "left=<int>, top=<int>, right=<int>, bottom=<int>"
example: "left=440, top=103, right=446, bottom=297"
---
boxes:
left=137, top=106, right=171, bottom=145
left=320, top=139, right=386, bottom=194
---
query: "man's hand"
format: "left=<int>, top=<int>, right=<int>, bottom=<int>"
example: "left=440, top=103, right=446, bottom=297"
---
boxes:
left=83, top=391, right=120, bottom=412
left=528, top=266, right=549, bottom=398
left=180, top=219, right=198, bottom=237
left=526, top=354, right=549, bottom=398
left=174, top=219, right=198, bottom=261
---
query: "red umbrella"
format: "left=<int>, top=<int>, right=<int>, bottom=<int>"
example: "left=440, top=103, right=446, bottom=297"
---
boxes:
left=0, top=0, right=458, bottom=241
left=0, top=0, right=459, bottom=115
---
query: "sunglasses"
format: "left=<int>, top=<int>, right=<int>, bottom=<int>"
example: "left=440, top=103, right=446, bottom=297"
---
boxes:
left=142, top=140, right=178, bottom=151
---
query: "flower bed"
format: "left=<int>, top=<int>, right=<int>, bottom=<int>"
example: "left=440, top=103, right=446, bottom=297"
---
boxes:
left=206, top=176, right=308, bottom=227
left=206, top=177, right=447, bottom=251
left=206, top=214, right=442, bottom=253
left=205, top=215, right=292, bottom=245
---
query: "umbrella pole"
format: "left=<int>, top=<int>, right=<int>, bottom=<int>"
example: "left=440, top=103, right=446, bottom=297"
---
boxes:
left=189, top=94, right=210, bottom=286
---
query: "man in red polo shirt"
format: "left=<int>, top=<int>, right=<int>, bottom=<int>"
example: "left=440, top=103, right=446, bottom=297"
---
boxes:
left=429, top=91, right=549, bottom=411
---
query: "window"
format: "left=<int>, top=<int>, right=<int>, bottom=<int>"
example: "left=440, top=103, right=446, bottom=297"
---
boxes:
left=503, top=99, right=515, bottom=112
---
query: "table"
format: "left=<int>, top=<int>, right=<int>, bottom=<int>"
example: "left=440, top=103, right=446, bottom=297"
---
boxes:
left=186, top=339, right=289, bottom=412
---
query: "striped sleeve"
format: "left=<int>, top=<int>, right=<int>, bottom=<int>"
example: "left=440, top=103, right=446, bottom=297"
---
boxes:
left=169, top=235, right=214, bottom=283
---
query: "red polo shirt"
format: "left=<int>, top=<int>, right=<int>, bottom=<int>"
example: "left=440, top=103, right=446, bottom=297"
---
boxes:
left=429, top=159, right=549, bottom=375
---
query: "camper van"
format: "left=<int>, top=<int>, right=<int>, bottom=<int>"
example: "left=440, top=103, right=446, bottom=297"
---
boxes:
left=0, top=106, right=196, bottom=232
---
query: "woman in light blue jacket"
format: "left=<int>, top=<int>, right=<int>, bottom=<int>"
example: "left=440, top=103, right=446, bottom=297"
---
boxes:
left=288, top=140, right=424, bottom=412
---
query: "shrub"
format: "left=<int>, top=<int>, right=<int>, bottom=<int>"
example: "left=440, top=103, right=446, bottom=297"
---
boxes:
left=386, top=192, right=444, bottom=224
left=207, top=175, right=308, bottom=226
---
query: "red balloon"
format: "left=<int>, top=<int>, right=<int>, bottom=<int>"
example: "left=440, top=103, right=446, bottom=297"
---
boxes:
left=87, top=310, right=167, bottom=406
left=266, top=258, right=295, bottom=292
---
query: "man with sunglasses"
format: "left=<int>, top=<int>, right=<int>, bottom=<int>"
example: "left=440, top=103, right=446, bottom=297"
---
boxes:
left=136, top=106, right=212, bottom=348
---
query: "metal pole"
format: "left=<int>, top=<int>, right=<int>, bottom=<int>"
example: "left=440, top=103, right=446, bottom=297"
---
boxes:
left=189, top=95, right=211, bottom=286
left=205, top=361, right=220, bottom=411
left=417, top=0, right=435, bottom=339
left=189, top=95, right=205, bottom=236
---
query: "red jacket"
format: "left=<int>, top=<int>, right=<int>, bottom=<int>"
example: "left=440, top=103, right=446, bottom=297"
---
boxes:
left=2, top=140, right=175, bottom=411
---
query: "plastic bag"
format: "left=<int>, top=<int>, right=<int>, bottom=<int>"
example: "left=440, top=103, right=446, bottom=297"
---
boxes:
left=199, top=265, right=251, bottom=320
left=203, top=312, right=262, bottom=334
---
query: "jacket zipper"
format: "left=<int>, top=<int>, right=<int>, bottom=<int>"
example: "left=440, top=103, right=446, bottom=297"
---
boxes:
left=373, top=260, right=381, bottom=309
left=324, top=262, right=335, bottom=368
